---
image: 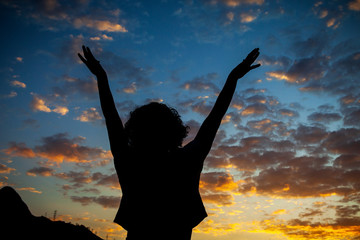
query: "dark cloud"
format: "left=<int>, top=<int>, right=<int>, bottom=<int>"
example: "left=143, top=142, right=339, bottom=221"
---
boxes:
left=260, top=216, right=360, bottom=240
left=201, top=193, right=234, bottom=206
left=4, top=133, right=112, bottom=164
left=175, top=0, right=264, bottom=43
left=54, top=170, right=120, bottom=190
left=200, top=172, right=238, bottom=192
left=299, top=208, right=324, bottom=218
left=321, top=128, right=360, bottom=155
left=278, top=108, right=299, bottom=117
left=27, top=167, right=54, bottom=177
left=343, top=109, right=360, bottom=127
left=52, top=75, right=98, bottom=99
left=245, top=95, right=267, bottom=104
left=241, top=103, right=269, bottom=116
left=246, top=118, right=289, bottom=136
left=292, top=124, right=328, bottom=144
left=22, top=118, right=40, bottom=129
left=287, top=56, right=329, bottom=84
left=92, top=172, right=120, bottom=189
left=178, top=98, right=214, bottom=116
left=258, top=55, right=291, bottom=68
left=334, top=154, right=360, bottom=170
left=335, top=205, right=360, bottom=218
left=204, top=156, right=230, bottom=169
left=99, top=50, right=154, bottom=88
left=307, top=112, right=342, bottom=123
left=71, top=195, right=120, bottom=209
left=299, top=51, right=360, bottom=96
left=291, top=33, right=330, bottom=58
left=182, top=73, right=220, bottom=92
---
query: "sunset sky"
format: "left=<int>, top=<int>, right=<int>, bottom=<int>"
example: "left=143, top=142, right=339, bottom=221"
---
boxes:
left=1, top=0, right=360, bottom=239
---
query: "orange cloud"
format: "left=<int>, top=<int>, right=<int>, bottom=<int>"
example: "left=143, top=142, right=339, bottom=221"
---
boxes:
left=53, top=106, right=69, bottom=116
left=266, top=71, right=293, bottom=82
left=240, top=13, right=257, bottom=23
left=3, top=142, right=36, bottom=158
left=271, top=209, right=287, bottom=215
left=122, top=82, right=137, bottom=94
left=16, top=187, right=42, bottom=194
left=30, top=95, right=51, bottom=113
left=200, top=172, right=239, bottom=192
left=193, top=219, right=241, bottom=235
left=257, top=218, right=360, bottom=240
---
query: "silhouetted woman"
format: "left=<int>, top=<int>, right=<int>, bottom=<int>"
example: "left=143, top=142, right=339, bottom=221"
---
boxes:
left=78, top=46, right=260, bottom=240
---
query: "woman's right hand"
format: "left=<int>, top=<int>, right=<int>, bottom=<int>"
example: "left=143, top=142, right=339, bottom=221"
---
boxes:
left=228, top=48, right=260, bottom=80
left=78, top=45, right=105, bottom=76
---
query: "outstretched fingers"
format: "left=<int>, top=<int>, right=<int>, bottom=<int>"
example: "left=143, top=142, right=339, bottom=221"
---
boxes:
left=250, top=63, right=261, bottom=70
left=78, top=53, right=87, bottom=64
left=247, top=48, right=260, bottom=69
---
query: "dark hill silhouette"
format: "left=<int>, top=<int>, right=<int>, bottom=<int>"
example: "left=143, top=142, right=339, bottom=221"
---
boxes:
left=0, top=186, right=103, bottom=240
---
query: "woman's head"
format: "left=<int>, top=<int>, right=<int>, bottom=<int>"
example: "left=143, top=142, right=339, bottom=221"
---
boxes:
left=124, top=102, right=189, bottom=151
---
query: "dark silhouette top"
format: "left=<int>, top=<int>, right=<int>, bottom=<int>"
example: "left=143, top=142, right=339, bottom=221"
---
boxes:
left=78, top=46, right=260, bottom=237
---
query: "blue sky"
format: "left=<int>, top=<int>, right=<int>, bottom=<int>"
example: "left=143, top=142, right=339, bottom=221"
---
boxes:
left=1, top=0, right=360, bottom=239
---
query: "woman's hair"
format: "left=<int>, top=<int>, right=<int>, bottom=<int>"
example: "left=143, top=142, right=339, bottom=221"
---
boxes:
left=124, top=102, right=189, bottom=150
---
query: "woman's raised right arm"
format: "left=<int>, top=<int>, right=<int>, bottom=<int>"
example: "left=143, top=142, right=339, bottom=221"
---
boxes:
left=78, top=46, right=127, bottom=158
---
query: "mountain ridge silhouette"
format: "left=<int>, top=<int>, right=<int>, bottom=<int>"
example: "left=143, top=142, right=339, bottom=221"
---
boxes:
left=0, top=186, right=103, bottom=240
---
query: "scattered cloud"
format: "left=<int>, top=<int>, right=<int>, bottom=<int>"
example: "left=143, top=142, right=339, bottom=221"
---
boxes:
left=30, top=95, right=52, bottom=113
left=0, top=163, right=15, bottom=174
left=76, top=107, right=102, bottom=122
left=53, top=106, right=69, bottom=116
left=73, top=17, right=127, bottom=32
left=30, top=94, right=69, bottom=115
left=1, top=91, right=17, bottom=98
left=90, top=34, right=114, bottom=41
left=349, top=0, right=360, bottom=11
left=1, top=0, right=128, bottom=33
left=210, top=0, right=264, bottom=7
left=10, top=80, right=26, bottom=88
left=122, top=82, right=137, bottom=94
left=240, top=12, right=257, bottom=23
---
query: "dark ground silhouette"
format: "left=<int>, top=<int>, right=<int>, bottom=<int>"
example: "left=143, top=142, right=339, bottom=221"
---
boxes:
left=78, top=46, right=260, bottom=240
left=0, top=186, right=103, bottom=240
